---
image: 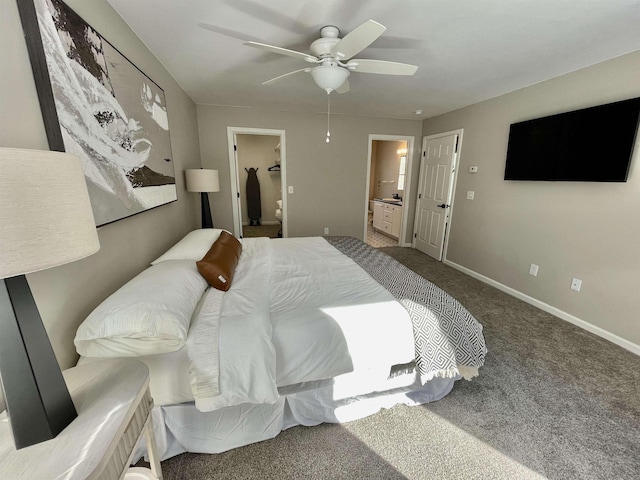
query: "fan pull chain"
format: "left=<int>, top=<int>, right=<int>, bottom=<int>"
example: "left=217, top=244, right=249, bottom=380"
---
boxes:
left=326, top=92, right=331, bottom=143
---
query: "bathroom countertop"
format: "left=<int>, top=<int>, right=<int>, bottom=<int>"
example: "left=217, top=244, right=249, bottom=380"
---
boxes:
left=374, top=198, right=403, bottom=206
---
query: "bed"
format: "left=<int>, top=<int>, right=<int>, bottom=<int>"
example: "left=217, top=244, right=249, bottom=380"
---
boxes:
left=74, top=229, right=487, bottom=460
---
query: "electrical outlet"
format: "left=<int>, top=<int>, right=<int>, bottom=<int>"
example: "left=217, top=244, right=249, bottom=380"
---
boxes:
left=323, top=227, right=329, bottom=235
left=288, top=186, right=294, bottom=194
left=529, top=264, right=539, bottom=276
left=469, top=166, right=478, bottom=173
left=571, top=278, right=582, bottom=292
left=466, top=191, right=475, bottom=200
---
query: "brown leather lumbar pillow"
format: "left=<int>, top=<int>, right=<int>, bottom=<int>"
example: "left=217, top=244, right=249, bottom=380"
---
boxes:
left=196, top=231, right=242, bottom=291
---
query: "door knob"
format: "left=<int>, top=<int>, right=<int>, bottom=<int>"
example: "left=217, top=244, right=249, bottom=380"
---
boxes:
left=436, top=204, right=450, bottom=208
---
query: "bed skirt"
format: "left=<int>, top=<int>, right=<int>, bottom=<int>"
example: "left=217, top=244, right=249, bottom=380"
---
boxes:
left=135, top=375, right=457, bottom=461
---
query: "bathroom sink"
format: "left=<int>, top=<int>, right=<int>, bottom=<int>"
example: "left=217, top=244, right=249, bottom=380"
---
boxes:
left=382, top=198, right=402, bottom=203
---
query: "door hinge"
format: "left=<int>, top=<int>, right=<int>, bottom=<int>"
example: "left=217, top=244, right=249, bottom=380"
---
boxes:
left=414, top=233, right=417, bottom=238
left=454, top=136, right=459, bottom=153
left=422, top=151, right=426, bottom=157
left=237, top=192, right=240, bottom=198
left=418, top=193, right=422, bottom=199
left=234, top=144, right=237, bottom=151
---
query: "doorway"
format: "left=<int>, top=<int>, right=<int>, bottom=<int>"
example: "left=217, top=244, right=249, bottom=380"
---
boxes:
left=227, top=127, right=287, bottom=238
left=413, top=129, right=462, bottom=261
left=364, top=135, right=415, bottom=247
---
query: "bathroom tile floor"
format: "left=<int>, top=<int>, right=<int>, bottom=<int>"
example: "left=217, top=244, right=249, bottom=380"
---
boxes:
left=366, top=214, right=398, bottom=248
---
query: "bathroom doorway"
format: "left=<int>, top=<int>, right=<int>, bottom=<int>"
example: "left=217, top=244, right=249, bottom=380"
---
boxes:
left=364, top=135, right=415, bottom=247
left=227, top=127, right=287, bottom=238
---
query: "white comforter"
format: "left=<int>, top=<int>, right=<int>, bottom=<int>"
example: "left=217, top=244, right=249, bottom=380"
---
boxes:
left=188, top=237, right=416, bottom=412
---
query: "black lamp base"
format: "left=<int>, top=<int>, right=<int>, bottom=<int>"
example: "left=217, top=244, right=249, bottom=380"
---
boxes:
left=200, top=192, right=214, bottom=228
left=0, top=276, right=77, bottom=449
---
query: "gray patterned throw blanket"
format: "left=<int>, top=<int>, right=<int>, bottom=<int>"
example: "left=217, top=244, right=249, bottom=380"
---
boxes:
left=325, top=236, right=487, bottom=383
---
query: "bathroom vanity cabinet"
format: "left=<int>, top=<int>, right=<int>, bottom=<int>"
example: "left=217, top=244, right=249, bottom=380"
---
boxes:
left=372, top=201, right=384, bottom=230
left=373, top=201, right=402, bottom=239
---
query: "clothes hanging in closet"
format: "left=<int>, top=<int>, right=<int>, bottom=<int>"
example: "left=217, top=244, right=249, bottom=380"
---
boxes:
left=245, top=167, right=261, bottom=226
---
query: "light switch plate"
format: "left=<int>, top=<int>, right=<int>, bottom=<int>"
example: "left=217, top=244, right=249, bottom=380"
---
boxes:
left=571, top=278, right=582, bottom=291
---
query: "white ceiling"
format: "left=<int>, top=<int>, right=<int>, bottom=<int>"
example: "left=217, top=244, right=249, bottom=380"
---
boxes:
left=106, top=0, right=640, bottom=120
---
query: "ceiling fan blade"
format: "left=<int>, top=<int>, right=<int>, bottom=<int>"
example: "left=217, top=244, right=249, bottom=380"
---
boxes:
left=245, top=41, right=319, bottom=63
left=262, top=68, right=312, bottom=85
left=369, top=36, right=424, bottom=50
left=346, top=59, right=418, bottom=75
left=336, top=79, right=350, bottom=94
left=331, top=20, right=386, bottom=61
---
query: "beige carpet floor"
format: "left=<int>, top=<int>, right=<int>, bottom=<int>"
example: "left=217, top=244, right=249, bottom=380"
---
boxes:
left=242, top=224, right=281, bottom=238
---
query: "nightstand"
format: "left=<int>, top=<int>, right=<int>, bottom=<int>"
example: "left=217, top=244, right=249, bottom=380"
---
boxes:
left=0, top=359, right=163, bottom=479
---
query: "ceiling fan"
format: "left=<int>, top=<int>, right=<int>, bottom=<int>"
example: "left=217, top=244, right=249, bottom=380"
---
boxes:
left=245, top=20, right=419, bottom=94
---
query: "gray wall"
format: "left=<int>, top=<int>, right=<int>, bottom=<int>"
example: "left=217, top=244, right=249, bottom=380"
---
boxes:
left=423, top=50, right=640, bottom=348
left=197, top=106, right=422, bottom=242
left=0, top=0, right=201, bottom=368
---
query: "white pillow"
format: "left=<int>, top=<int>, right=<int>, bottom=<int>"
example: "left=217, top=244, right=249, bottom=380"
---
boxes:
left=75, top=260, right=208, bottom=357
left=151, top=229, right=230, bottom=265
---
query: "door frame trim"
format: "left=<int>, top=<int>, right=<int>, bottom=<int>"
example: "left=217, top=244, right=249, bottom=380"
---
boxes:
left=412, top=129, right=464, bottom=261
left=364, top=134, right=416, bottom=246
left=226, top=127, right=287, bottom=238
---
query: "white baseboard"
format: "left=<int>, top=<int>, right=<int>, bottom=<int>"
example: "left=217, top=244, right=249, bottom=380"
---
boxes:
left=444, top=259, right=640, bottom=356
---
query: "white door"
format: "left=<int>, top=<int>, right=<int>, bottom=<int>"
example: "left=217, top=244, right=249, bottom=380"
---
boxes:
left=231, top=133, right=244, bottom=238
left=413, top=133, right=458, bottom=260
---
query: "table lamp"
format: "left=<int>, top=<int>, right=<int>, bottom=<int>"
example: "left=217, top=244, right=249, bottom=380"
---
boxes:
left=0, top=148, right=100, bottom=449
left=185, top=169, right=220, bottom=228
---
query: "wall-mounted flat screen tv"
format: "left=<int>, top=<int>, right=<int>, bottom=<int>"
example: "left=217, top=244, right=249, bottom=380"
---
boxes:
left=504, top=97, right=640, bottom=182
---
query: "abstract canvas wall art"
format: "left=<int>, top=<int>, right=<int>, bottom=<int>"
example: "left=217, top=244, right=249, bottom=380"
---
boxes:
left=18, top=0, right=177, bottom=226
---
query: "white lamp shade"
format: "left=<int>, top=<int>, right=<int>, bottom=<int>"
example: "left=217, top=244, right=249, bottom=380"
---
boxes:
left=0, top=148, right=100, bottom=278
left=185, top=169, right=220, bottom=193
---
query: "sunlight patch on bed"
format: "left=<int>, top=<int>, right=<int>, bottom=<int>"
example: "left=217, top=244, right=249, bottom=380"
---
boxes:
left=319, top=300, right=415, bottom=402
left=319, top=301, right=415, bottom=365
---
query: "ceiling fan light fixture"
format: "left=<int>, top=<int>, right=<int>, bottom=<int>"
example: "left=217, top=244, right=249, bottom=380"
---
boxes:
left=310, top=65, right=350, bottom=93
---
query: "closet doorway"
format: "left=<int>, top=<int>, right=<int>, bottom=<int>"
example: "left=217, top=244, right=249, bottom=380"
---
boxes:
left=227, top=127, right=287, bottom=238
left=364, top=134, right=415, bottom=247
